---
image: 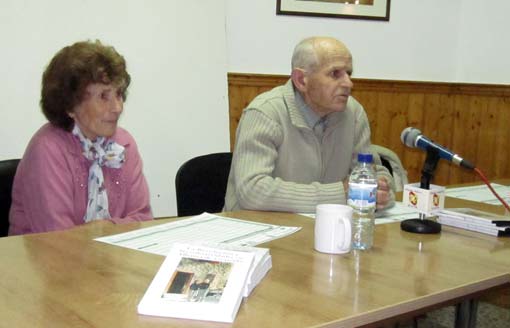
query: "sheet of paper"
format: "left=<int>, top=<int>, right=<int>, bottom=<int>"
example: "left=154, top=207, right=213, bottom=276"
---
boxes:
left=445, top=184, right=510, bottom=205
left=299, top=202, right=420, bottom=224
left=374, top=202, right=421, bottom=224
left=95, top=213, right=301, bottom=256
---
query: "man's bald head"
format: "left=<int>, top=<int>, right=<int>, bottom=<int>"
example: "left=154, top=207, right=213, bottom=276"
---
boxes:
left=291, top=37, right=352, bottom=73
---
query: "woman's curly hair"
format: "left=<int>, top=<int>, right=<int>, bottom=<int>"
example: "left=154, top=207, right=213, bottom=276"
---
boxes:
left=40, top=40, right=131, bottom=131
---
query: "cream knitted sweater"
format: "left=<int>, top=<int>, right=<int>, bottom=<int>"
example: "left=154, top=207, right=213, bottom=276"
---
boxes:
left=224, top=80, right=393, bottom=213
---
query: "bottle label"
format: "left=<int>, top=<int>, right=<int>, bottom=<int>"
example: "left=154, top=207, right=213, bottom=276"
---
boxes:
left=348, top=183, right=377, bottom=208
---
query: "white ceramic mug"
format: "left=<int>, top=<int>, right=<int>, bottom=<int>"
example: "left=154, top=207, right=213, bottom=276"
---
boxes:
left=314, top=204, right=353, bottom=254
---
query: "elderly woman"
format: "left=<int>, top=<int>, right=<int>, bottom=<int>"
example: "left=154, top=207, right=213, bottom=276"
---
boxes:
left=8, top=40, right=152, bottom=235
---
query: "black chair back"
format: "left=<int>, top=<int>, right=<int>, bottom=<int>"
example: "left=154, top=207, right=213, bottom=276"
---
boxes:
left=0, top=159, right=20, bottom=237
left=380, top=156, right=394, bottom=177
left=175, top=153, right=232, bottom=217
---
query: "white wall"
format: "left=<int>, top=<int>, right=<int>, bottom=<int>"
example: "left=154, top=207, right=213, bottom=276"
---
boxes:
left=226, top=0, right=510, bottom=84
left=0, top=0, right=229, bottom=217
left=456, top=0, right=510, bottom=84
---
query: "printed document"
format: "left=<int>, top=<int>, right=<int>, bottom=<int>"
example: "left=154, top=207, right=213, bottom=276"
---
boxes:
left=95, top=213, right=301, bottom=256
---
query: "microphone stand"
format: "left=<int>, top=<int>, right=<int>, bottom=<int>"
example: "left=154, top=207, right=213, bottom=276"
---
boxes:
left=401, top=147, right=442, bottom=234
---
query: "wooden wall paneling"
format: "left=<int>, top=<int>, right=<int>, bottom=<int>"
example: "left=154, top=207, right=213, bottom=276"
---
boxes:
left=402, top=94, right=427, bottom=183
left=450, top=95, right=482, bottom=184
left=352, top=90, right=376, bottom=125
left=449, top=96, right=473, bottom=184
left=370, top=92, right=393, bottom=146
left=503, top=97, right=510, bottom=179
left=420, top=94, right=442, bottom=141
left=228, top=84, right=244, bottom=148
left=436, top=94, right=458, bottom=185
left=493, top=98, right=510, bottom=178
left=466, top=96, right=484, bottom=175
left=420, top=94, right=454, bottom=185
left=476, top=96, right=497, bottom=178
left=386, top=92, right=410, bottom=153
left=406, top=93, right=425, bottom=128
left=363, top=90, right=379, bottom=141
left=352, top=90, right=379, bottom=145
left=417, top=94, right=443, bottom=184
left=439, top=94, right=458, bottom=185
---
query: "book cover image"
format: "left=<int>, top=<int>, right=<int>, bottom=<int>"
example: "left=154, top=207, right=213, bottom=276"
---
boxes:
left=163, top=258, right=232, bottom=303
left=138, top=243, right=254, bottom=323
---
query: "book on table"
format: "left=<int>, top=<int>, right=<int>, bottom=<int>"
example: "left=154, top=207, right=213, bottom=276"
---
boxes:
left=436, top=208, right=510, bottom=237
left=137, top=242, right=255, bottom=323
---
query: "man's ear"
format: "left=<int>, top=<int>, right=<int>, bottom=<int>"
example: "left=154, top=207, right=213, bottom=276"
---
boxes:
left=291, top=68, right=307, bottom=93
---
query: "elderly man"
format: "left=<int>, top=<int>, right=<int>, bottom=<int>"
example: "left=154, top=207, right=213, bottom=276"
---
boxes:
left=224, top=36, right=393, bottom=213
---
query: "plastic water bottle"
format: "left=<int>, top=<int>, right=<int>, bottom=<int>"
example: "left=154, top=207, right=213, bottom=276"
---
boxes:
left=348, top=153, right=377, bottom=250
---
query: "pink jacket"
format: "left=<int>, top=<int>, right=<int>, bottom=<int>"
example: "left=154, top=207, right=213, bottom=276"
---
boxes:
left=9, top=123, right=152, bottom=235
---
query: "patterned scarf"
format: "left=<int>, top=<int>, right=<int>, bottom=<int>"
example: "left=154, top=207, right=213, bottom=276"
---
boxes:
left=72, top=124, right=125, bottom=222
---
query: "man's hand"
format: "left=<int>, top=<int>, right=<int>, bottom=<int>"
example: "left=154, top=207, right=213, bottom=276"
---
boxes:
left=376, top=177, right=391, bottom=209
left=344, top=177, right=391, bottom=209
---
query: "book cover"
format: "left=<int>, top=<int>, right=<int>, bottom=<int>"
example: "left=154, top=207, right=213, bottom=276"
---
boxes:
left=137, top=243, right=254, bottom=323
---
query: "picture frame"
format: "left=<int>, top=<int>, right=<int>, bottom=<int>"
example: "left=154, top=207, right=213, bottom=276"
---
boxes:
left=276, top=0, right=391, bottom=21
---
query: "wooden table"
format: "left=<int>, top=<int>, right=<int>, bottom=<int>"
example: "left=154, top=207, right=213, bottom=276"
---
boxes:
left=1, top=198, right=509, bottom=327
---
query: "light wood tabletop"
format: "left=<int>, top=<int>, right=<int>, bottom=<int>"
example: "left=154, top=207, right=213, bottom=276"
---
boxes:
left=1, top=197, right=509, bottom=327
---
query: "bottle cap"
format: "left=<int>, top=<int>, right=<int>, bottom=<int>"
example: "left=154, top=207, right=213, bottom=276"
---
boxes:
left=357, top=153, right=373, bottom=163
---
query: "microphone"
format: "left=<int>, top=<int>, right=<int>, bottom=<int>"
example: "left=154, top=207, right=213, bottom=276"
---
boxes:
left=400, top=127, right=475, bottom=170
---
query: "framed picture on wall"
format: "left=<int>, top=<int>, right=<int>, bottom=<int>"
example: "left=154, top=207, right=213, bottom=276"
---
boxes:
left=276, top=0, right=391, bottom=21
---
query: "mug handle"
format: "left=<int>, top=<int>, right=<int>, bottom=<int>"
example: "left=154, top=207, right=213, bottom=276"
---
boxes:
left=337, top=217, right=352, bottom=250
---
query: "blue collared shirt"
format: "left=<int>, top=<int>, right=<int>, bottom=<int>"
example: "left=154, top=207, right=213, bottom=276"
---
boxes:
left=295, top=90, right=328, bottom=138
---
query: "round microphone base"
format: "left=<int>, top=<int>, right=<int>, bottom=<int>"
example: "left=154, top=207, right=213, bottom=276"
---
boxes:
left=400, top=218, right=441, bottom=234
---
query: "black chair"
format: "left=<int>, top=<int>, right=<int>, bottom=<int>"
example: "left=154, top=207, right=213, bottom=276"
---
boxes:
left=175, top=153, right=232, bottom=217
left=380, top=156, right=393, bottom=177
left=0, top=159, right=20, bottom=237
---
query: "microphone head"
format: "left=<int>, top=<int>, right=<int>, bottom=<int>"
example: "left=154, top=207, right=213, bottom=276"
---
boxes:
left=400, top=127, right=422, bottom=148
